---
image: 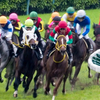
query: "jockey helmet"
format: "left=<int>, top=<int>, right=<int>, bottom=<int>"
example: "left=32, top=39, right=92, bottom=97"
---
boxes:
left=77, top=10, right=86, bottom=18
left=58, top=21, right=67, bottom=28
left=66, top=7, right=75, bottom=14
left=53, top=16, right=61, bottom=23
left=9, top=13, right=18, bottom=20
left=30, top=11, right=38, bottom=18
left=51, top=12, right=60, bottom=19
left=0, top=16, right=7, bottom=24
left=25, top=19, right=33, bottom=27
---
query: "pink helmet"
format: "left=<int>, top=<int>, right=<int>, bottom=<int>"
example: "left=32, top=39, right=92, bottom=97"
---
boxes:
left=9, top=13, right=18, bottom=20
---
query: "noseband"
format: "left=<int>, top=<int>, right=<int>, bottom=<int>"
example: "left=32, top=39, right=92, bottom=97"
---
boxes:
left=55, top=35, right=66, bottom=51
left=53, top=35, right=67, bottom=63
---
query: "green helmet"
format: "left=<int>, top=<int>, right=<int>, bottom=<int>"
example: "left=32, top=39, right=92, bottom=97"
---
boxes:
left=30, top=11, right=38, bottom=18
left=25, top=19, right=33, bottom=27
left=66, top=7, right=75, bottom=14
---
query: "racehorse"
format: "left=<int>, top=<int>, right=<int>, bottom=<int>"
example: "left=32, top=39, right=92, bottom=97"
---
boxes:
left=0, top=32, right=18, bottom=85
left=92, top=23, right=100, bottom=84
left=5, top=34, right=19, bottom=91
left=13, top=30, right=42, bottom=98
left=44, top=35, right=69, bottom=100
left=69, top=30, right=96, bottom=90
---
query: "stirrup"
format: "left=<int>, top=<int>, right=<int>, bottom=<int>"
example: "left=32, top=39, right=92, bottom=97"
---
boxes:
left=89, top=48, right=93, bottom=54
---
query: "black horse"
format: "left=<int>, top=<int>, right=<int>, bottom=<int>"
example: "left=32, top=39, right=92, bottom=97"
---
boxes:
left=13, top=32, right=43, bottom=98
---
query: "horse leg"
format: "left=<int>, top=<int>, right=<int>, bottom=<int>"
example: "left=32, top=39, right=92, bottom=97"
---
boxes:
left=22, top=75, right=26, bottom=88
left=13, top=70, right=21, bottom=97
left=6, top=60, right=15, bottom=91
left=0, top=72, right=3, bottom=83
left=71, top=63, right=82, bottom=91
left=62, top=69, right=69, bottom=94
left=24, top=75, right=33, bottom=93
left=33, top=70, right=40, bottom=98
left=52, top=76, right=63, bottom=100
left=68, top=65, right=73, bottom=83
left=44, top=74, right=51, bottom=95
left=88, top=66, right=92, bottom=78
left=96, top=73, right=100, bottom=84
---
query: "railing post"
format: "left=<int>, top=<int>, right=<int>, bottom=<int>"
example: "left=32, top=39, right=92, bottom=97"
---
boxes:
left=26, top=0, right=30, bottom=15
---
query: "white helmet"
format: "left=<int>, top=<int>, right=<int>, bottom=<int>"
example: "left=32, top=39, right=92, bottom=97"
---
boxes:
left=77, top=10, right=86, bottom=18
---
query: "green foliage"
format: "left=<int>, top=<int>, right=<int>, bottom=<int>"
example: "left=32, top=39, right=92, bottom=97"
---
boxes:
left=0, top=0, right=100, bottom=15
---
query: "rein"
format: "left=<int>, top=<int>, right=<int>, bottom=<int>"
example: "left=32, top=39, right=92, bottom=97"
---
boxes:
left=53, top=35, right=67, bottom=63
left=12, top=35, right=38, bottom=49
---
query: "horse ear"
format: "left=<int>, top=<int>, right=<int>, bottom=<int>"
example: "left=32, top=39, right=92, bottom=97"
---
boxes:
left=93, top=23, right=96, bottom=29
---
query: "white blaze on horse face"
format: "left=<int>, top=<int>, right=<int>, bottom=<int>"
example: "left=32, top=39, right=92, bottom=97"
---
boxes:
left=61, top=38, right=64, bottom=45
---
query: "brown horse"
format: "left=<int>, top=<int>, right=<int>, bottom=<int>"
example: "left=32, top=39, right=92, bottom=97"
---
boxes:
left=44, top=35, right=69, bottom=100
left=69, top=30, right=96, bottom=90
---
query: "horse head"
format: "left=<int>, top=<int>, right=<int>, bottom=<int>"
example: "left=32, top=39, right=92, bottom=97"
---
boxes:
left=93, top=23, right=100, bottom=48
left=22, top=28, right=38, bottom=49
left=55, top=35, right=66, bottom=55
left=70, top=28, right=79, bottom=44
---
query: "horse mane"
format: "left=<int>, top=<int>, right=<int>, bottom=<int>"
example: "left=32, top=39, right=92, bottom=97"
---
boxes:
left=93, top=23, right=100, bottom=36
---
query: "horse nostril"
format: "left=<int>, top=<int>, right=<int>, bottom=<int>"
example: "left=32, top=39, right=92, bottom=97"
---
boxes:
left=61, top=50, right=66, bottom=55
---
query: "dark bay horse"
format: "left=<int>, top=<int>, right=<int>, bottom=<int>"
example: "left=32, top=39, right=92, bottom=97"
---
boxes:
left=93, top=23, right=100, bottom=50
left=69, top=30, right=96, bottom=90
left=44, top=35, right=69, bottom=100
left=13, top=32, right=42, bottom=98
left=92, top=24, right=100, bottom=84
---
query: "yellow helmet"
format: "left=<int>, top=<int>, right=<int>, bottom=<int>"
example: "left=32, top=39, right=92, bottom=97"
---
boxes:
left=0, top=16, right=7, bottom=24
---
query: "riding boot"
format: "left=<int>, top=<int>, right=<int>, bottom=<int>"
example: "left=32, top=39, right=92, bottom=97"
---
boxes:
left=86, top=39, right=93, bottom=54
left=9, top=44, right=15, bottom=57
left=15, top=47, right=23, bottom=57
left=36, top=47, right=43, bottom=60
left=46, top=43, right=55, bottom=58
left=67, top=45, right=73, bottom=64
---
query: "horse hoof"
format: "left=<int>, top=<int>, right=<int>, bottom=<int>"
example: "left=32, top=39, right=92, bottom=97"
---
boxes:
left=52, top=82, right=56, bottom=86
left=13, top=91, right=18, bottom=98
left=24, top=88, right=28, bottom=93
left=71, top=85, right=75, bottom=91
left=0, top=78, right=3, bottom=83
left=6, top=87, right=9, bottom=91
left=33, top=92, right=37, bottom=98
left=44, top=91, right=48, bottom=95
left=88, top=74, right=93, bottom=78
left=13, top=94, right=17, bottom=98
left=62, top=89, right=66, bottom=94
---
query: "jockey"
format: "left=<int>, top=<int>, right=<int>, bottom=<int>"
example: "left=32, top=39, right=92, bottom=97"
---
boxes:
left=62, top=7, right=77, bottom=28
left=48, top=21, right=73, bottom=64
left=48, top=16, right=61, bottom=29
left=9, top=13, right=23, bottom=41
left=16, top=19, right=43, bottom=59
left=0, top=16, right=14, bottom=57
left=45, top=16, right=61, bottom=35
left=27, top=11, right=44, bottom=32
left=73, top=9, right=93, bottom=54
left=48, top=11, right=60, bottom=25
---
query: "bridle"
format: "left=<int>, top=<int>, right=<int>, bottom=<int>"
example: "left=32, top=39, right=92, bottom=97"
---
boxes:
left=53, top=35, right=67, bottom=63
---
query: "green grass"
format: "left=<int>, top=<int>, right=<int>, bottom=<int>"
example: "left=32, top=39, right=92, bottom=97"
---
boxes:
left=1, top=9, right=100, bottom=100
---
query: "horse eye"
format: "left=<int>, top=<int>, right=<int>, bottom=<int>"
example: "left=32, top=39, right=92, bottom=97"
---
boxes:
left=26, top=35, right=29, bottom=39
